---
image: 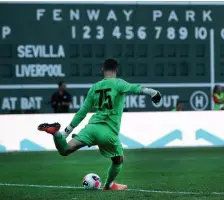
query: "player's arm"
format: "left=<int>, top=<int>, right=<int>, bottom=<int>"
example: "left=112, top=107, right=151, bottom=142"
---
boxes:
left=117, top=79, right=161, bottom=104
left=62, top=88, right=93, bottom=137
left=141, top=87, right=161, bottom=104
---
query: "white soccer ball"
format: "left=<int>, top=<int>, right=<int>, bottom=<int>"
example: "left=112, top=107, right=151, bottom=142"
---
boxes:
left=82, top=173, right=101, bottom=190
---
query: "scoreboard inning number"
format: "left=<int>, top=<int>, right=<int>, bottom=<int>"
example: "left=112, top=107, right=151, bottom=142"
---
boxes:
left=71, top=26, right=211, bottom=40
left=70, top=26, right=220, bottom=40
left=71, top=26, right=147, bottom=40
left=155, top=27, right=209, bottom=40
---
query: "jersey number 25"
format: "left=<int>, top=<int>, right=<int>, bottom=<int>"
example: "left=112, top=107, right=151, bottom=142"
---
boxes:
left=95, top=88, right=113, bottom=109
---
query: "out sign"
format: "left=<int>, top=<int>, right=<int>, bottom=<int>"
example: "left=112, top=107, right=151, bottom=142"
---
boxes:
left=153, top=95, right=179, bottom=108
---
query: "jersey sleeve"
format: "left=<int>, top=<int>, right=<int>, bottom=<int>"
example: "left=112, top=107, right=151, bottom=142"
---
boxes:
left=117, top=78, right=142, bottom=94
left=70, top=87, right=93, bottom=127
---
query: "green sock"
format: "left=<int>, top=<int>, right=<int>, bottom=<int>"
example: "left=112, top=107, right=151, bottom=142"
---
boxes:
left=53, top=133, right=68, bottom=155
left=105, top=163, right=122, bottom=187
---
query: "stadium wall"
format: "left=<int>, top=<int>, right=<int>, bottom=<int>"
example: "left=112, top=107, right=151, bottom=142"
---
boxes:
left=0, top=111, right=223, bottom=152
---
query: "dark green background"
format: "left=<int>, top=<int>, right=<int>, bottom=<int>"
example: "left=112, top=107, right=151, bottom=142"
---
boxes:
left=0, top=3, right=223, bottom=113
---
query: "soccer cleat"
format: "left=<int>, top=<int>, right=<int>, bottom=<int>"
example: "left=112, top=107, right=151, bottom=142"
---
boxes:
left=38, top=123, right=61, bottom=135
left=102, top=182, right=128, bottom=191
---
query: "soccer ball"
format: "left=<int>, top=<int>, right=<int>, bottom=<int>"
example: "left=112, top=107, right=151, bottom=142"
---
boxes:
left=82, top=173, right=101, bottom=189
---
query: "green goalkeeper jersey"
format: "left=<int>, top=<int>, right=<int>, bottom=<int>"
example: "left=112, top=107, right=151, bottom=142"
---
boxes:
left=71, top=78, right=142, bottom=134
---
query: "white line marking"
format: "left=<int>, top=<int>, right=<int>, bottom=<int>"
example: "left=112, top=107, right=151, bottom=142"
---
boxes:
left=0, top=83, right=215, bottom=89
left=1, top=82, right=224, bottom=90
left=210, top=29, right=215, bottom=110
left=0, top=183, right=224, bottom=195
left=0, top=183, right=83, bottom=189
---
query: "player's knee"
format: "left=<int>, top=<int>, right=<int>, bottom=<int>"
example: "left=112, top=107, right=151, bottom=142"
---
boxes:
left=59, top=151, right=69, bottom=156
left=112, top=156, right=124, bottom=165
left=119, top=156, right=124, bottom=164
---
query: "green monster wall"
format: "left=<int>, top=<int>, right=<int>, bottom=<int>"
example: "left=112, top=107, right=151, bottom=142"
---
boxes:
left=0, top=2, right=223, bottom=113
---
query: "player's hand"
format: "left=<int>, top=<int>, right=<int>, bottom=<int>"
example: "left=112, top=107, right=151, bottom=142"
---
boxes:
left=151, top=91, right=161, bottom=104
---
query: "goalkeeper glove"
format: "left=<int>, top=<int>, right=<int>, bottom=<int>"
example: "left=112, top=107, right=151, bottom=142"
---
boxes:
left=152, top=91, right=162, bottom=104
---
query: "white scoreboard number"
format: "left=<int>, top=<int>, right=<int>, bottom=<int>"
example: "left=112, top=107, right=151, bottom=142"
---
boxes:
left=70, top=25, right=212, bottom=40
left=71, top=25, right=147, bottom=40
left=154, top=26, right=209, bottom=40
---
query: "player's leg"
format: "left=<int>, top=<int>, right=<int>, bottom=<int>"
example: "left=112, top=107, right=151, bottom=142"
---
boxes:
left=38, top=122, right=86, bottom=156
left=54, top=134, right=86, bottom=156
left=91, top=124, right=127, bottom=190
left=54, top=123, right=97, bottom=156
left=103, top=155, right=126, bottom=190
left=70, top=124, right=96, bottom=151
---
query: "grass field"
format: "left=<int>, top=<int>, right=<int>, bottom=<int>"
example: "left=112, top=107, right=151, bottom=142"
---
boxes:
left=0, top=147, right=224, bottom=200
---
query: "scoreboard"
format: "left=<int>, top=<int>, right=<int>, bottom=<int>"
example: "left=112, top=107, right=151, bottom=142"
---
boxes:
left=0, top=2, right=223, bottom=113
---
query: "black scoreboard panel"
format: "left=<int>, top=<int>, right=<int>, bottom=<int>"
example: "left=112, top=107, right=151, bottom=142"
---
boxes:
left=0, top=3, right=223, bottom=113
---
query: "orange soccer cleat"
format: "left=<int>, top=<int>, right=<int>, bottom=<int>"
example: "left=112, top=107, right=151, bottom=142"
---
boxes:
left=38, top=123, right=61, bottom=135
left=102, top=182, right=128, bottom=191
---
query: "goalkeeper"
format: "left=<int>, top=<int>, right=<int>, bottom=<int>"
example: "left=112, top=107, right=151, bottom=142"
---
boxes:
left=38, top=59, right=161, bottom=191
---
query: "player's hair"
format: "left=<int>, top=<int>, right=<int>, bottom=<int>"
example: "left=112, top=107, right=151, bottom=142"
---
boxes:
left=103, top=59, right=118, bottom=71
left=58, top=81, right=64, bottom=88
